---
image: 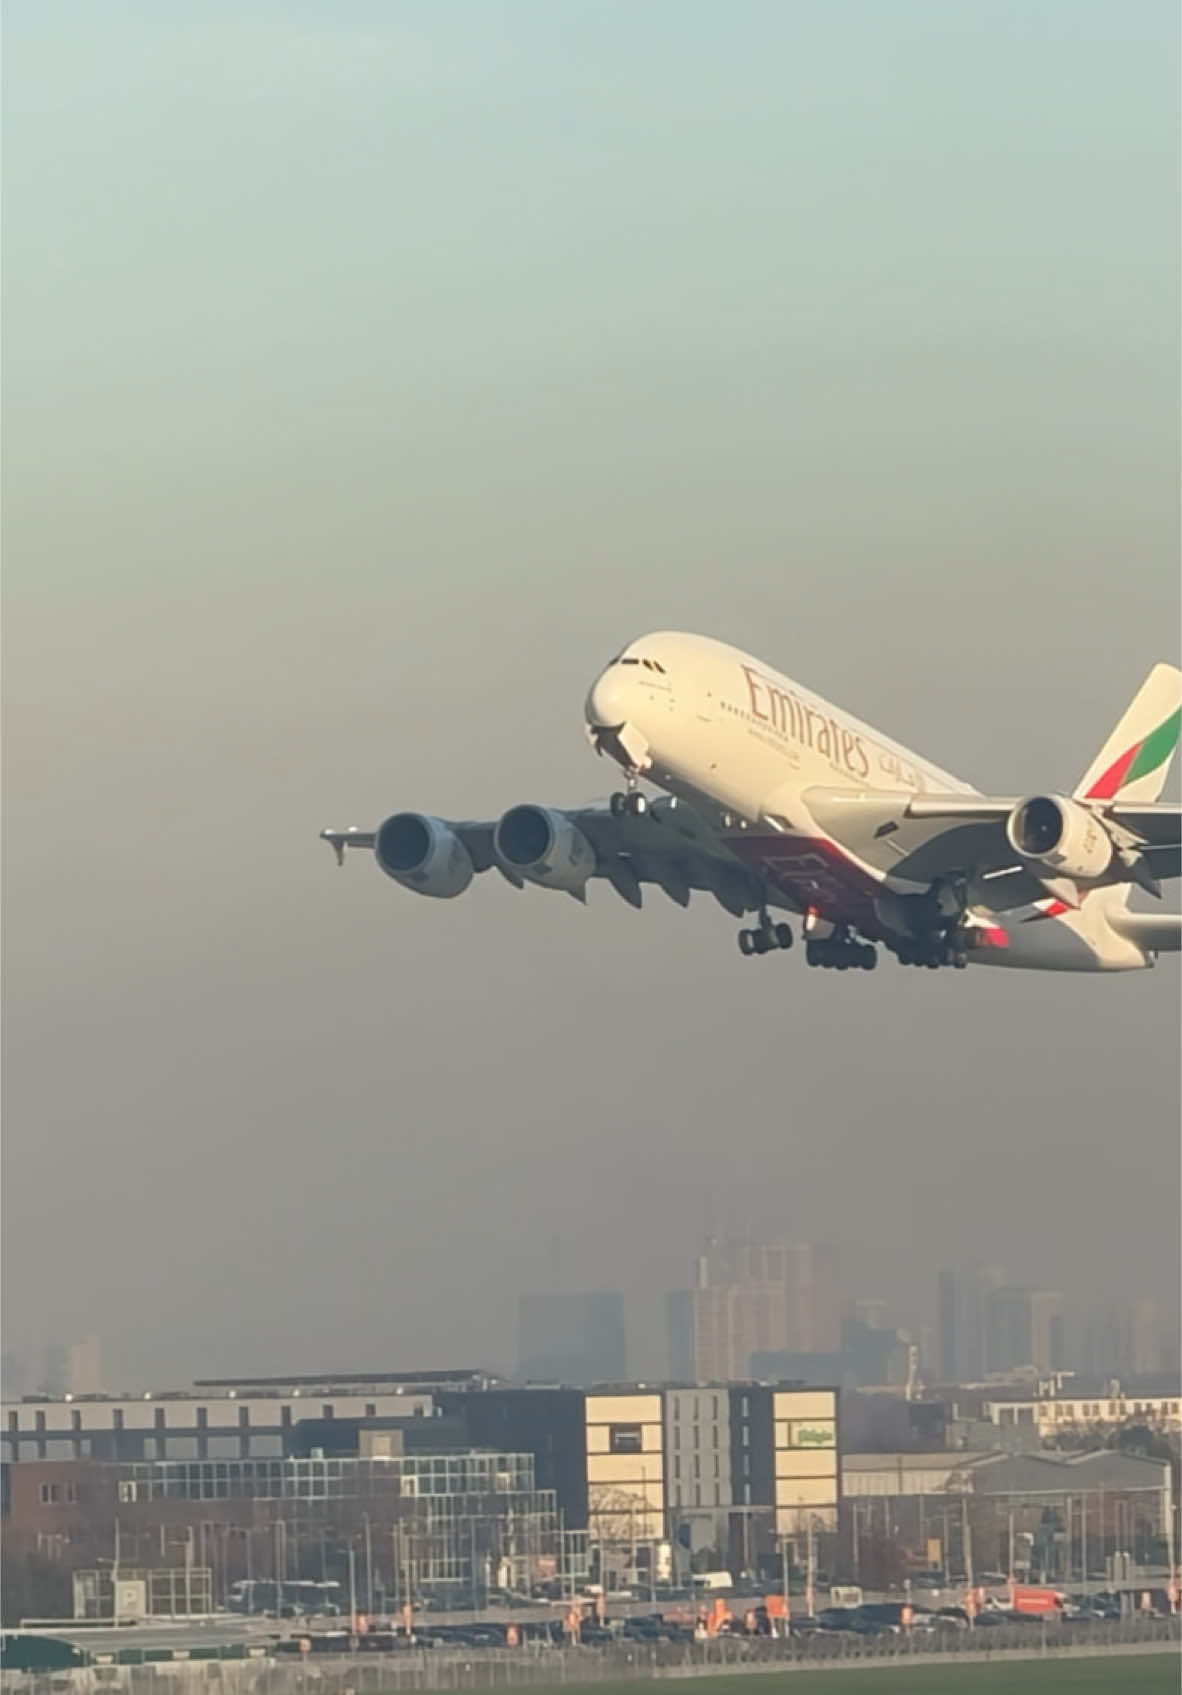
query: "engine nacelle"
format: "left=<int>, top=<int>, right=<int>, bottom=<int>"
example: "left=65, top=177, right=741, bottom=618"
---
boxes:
left=1005, top=794, right=1113, bottom=881
left=374, top=812, right=474, bottom=898
left=494, top=805, right=595, bottom=895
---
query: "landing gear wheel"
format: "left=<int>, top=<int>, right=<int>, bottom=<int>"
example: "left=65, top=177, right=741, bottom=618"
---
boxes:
left=805, top=934, right=877, bottom=970
left=738, top=919, right=793, bottom=957
left=626, top=791, right=647, bottom=816
left=609, top=791, right=627, bottom=818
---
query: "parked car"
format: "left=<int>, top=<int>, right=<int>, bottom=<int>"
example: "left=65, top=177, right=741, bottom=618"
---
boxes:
left=936, top=1607, right=971, bottom=1625
left=854, top=1602, right=908, bottom=1631
left=579, top=1625, right=615, bottom=1646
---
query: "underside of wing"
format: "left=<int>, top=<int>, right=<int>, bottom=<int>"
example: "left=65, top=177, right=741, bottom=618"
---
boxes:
left=321, top=800, right=766, bottom=916
left=569, top=800, right=762, bottom=913
left=1107, top=802, right=1182, bottom=848
left=802, top=787, right=1181, bottom=912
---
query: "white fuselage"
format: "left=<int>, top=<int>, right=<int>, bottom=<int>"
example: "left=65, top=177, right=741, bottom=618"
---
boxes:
left=584, top=631, right=1151, bottom=971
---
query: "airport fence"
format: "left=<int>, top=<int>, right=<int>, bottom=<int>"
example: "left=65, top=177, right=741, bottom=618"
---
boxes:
left=5, top=1619, right=1180, bottom=1695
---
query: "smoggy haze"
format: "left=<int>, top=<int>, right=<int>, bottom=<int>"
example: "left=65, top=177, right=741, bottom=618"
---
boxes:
left=3, top=1, right=1179, bottom=1389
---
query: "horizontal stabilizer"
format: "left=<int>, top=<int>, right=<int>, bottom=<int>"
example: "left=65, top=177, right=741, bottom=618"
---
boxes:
left=1107, top=909, right=1182, bottom=953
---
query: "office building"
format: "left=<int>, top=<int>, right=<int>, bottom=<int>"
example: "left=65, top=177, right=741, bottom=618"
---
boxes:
left=666, top=1281, right=789, bottom=1382
left=938, top=1265, right=987, bottom=1382
left=938, top=1263, right=1004, bottom=1382
left=1129, top=1299, right=1164, bottom=1377
left=515, top=1292, right=626, bottom=1385
left=667, top=1238, right=791, bottom=1381
left=667, top=1237, right=840, bottom=1381
left=3, top=1449, right=564, bottom=1603
left=985, top=1287, right=1064, bottom=1376
left=983, top=1380, right=1181, bottom=1437
left=67, top=1337, right=102, bottom=1397
left=5, top=1373, right=840, bottom=1601
left=785, top=1242, right=841, bottom=1354
left=2, top=1371, right=481, bottom=1465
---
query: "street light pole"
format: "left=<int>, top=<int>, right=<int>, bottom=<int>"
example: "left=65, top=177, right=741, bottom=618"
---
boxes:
left=1165, top=1464, right=1178, bottom=1614
left=1008, top=1508, right=1015, bottom=1600
left=348, top=1543, right=358, bottom=1642
left=364, top=1515, right=374, bottom=1617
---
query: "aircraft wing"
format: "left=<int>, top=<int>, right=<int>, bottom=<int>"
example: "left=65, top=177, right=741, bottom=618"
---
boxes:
left=801, top=789, right=1181, bottom=911
left=321, top=798, right=765, bottom=916
left=320, top=823, right=499, bottom=871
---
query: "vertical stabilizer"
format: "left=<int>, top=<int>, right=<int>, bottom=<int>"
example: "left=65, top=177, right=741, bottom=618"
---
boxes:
left=1075, top=663, right=1182, bottom=805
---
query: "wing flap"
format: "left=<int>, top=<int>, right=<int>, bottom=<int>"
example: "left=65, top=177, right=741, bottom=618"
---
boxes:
left=802, top=785, right=1180, bottom=912
left=1108, top=803, right=1181, bottom=848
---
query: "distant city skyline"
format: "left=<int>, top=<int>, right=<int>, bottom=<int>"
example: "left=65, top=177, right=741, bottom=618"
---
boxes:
left=5, top=1255, right=1174, bottom=1402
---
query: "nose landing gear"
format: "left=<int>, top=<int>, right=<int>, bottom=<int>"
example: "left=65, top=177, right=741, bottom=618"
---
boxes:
left=609, top=784, right=648, bottom=818
left=737, top=914, right=794, bottom=956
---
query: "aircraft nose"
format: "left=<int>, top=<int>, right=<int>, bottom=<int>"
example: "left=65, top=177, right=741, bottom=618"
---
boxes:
left=585, top=667, right=629, bottom=729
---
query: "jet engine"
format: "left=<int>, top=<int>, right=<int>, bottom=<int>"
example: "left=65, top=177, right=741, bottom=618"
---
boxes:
left=1005, top=794, right=1113, bottom=881
left=374, top=812, right=474, bottom=897
left=494, top=805, right=595, bottom=895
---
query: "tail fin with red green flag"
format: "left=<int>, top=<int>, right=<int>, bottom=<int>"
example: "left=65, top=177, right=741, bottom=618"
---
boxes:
left=1076, top=663, right=1182, bottom=805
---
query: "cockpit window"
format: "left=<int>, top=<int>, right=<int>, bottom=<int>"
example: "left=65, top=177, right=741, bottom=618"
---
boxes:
left=613, top=654, right=666, bottom=673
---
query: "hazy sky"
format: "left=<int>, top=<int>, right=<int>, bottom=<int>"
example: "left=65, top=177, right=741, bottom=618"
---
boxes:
left=3, top=1, right=1179, bottom=1391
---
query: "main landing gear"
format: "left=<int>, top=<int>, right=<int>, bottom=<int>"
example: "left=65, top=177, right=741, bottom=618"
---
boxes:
left=895, top=936, right=969, bottom=970
left=805, top=926, right=877, bottom=971
left=887, top=879, right=970, bottom=969
left=738, top=913, right=794, bottom=956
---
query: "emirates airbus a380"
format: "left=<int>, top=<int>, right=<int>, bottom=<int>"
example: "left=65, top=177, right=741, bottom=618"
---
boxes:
left=322, top=634, right=1181, bottom=973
